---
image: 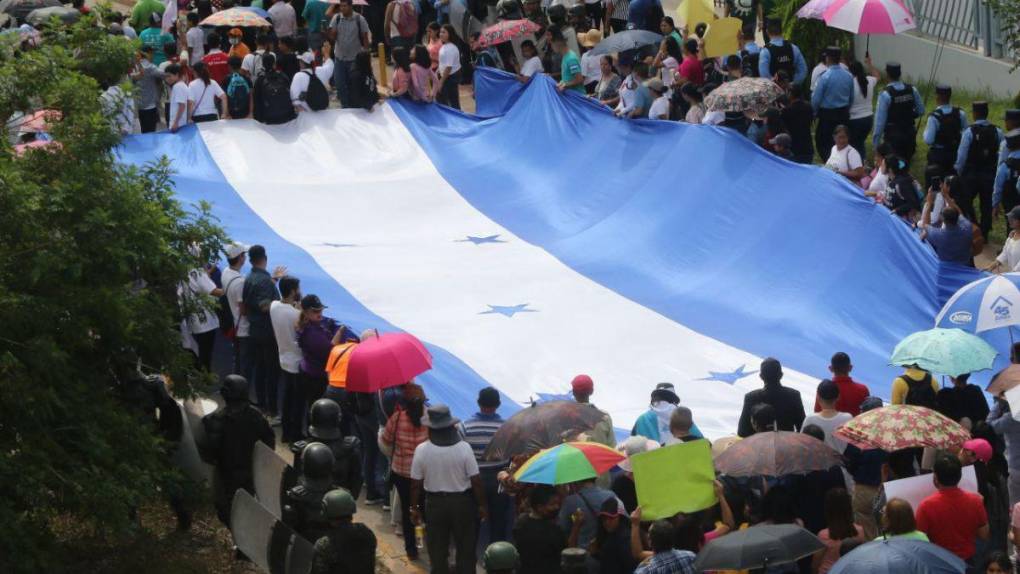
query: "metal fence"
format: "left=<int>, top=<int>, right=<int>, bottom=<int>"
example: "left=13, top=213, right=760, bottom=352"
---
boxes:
left=907, top=0, right=1013, bottom=59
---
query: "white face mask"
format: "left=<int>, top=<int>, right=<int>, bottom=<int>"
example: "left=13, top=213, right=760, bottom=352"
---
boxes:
left=229, top=38, right=240, bottom=45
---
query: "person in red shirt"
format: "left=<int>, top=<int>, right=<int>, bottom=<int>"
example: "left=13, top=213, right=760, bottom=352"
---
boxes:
left=201, top=31, right=231, bottom=87
left=814, top=352, right=870, bottom=415
left=678, top=39, right=704, bottom=86
left=915, top=455, right=989, bottom=561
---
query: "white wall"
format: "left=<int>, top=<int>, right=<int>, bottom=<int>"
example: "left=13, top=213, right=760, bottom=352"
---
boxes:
left=855, top=32, right=1019, bottom=100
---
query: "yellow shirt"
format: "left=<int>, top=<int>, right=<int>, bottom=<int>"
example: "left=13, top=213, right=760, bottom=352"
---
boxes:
left=890, top=367, right=939, bottom=404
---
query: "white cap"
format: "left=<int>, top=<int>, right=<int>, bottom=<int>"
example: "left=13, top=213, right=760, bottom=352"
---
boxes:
left=224, top=242, right=249, bottom=259
left=298, top=51, right=315, bottom=65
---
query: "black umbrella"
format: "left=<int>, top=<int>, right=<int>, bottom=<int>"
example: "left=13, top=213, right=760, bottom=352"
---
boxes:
left=26, top=5, right=78, bottom=26
left=692, top=524, right=824, bottom=571
left=0, top=0, right=59, bottom=23
left=587, top=29, right=662, bottom=57
left=482, top=400, right=606, bottom=462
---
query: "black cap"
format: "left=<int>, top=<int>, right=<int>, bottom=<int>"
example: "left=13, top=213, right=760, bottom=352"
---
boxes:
left=826, top=45, right=841, bottom=58
left=885, top=61, right=901, bottom=74
left=477, top=387, right=501, bottom=409
left=301, top=294, right=326, bottom=310
left=650, top=382, right=680, bottom=405
left=817, top=379, right=839, bottom=401
left=1007, top=128, right=1020, bottom=148
left=935, top=84, right=952, bottom=96
left=1006, top=109, right=1020, bottom=123
left=972, top=101, right=989, bottom=114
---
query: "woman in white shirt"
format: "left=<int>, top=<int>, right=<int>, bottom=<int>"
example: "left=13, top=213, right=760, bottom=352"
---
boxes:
left=848, top=59, right=879, bottom=158
left=989, top=207, right=1020, bottom=272
left=517, top=40, right=543, bottom=82
left=651, top=35, right=680, bottom=99
left=163, top=63, right=191, bottom=132
left=865, top=142, right=892, bottom=202
left=826, top=125, right=866, bottom=186
left=646, top=78, right=669, bottom=120
left=188, top=62, right=227, bottom=123
left=680, top=82, right=705, bottom=124
left=435, top=24, right=462, bottom=110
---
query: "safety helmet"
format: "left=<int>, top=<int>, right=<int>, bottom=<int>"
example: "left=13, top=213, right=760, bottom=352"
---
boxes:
left=220, top=374, right=249, bottom=402
left=308, top=399, right=342, bottom=440
left=321, top=488, right=357, bottom=518
left=301, top=442, right=335, bottom=479
left=483, top=542, right=519, bottom=571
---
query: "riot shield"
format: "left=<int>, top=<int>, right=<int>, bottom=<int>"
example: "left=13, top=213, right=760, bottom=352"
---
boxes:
left=253, top=441, right=298, bottom=519
left=450, top=0, right=483, bottom=43
left=230, top=489, right=316, bottom=574
left=180, top=397, right=217, bottom=453
left=168, top=400, right=213, bottom=484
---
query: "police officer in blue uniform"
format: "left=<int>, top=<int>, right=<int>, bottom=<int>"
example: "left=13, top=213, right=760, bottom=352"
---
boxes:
left=923, top=84, right=968, bottom=189
left=873, top=62, right=924, bottom=164
left=758, top=19, right=807, bottom=84
left=955, top=101, right=1003, bottom=240
left=999, top=109, right=1020, bottom=164
left=811, top=46, right=854, bottom=163
left=993, top=129, right=1020, bottom=227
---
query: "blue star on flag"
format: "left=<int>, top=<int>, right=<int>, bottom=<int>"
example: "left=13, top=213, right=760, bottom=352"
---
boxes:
left=479, top=303, right=537, bottom=317
left=699, top=365, right=757, bottom=385
left=457, top=234, right=506, bottom=245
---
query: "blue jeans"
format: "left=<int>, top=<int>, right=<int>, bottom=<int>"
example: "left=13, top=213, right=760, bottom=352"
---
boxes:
left=333, top=58, right=353, bottom=108
left=356, top=412, right=386, bottom=500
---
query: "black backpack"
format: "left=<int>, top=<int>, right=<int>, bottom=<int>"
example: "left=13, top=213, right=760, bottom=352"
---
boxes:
left=968, top=123, right=1000, bottom=170
left=260, top=71, right=296, bottom=124
left=740, top=48, right=759, bottom=78
left=903, top=372, right=937, bottom=409
left=360, top=73, right=379, bottom=110
left=216, top=275, right=242, bottom=338
left=301, top=70, right=330, bottom=111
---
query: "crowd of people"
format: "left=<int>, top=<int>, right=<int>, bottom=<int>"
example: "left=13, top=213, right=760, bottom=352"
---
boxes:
left=173, top=235, right=1020, bottom=574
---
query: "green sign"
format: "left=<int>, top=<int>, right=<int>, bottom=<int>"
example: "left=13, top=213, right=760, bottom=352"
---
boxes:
left=632, top=439, right=717, bottom=520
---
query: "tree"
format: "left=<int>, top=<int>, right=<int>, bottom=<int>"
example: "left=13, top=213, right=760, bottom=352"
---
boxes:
left=986, top=0, right=1020, bottom=73
left=0, top=16, right=225, bottom=572
left=771, top=0, right=854, bottom=76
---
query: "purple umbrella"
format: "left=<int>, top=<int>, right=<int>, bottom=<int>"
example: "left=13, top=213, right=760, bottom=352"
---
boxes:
left=797, top=0, right=836, bottom=20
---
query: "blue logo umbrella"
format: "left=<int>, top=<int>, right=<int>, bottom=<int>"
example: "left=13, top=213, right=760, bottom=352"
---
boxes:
left=829, top=538, right=965, bottom=574
left=936, top=273, right=1020, bottom=333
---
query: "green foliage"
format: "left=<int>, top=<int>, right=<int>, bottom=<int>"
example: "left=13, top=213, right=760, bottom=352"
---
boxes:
left=0, top=16, right=225, bottom=573
left=770, top=0, right=854, bottom=76
left=986, top=0, right=1020, bottom=71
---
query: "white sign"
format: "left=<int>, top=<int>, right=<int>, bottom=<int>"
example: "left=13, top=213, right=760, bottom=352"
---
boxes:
left=882, top=465, right=979, bottom=512
left=1006, top=385, right=1020, bottom=422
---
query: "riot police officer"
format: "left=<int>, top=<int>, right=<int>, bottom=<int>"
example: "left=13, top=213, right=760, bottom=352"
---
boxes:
left=483, top=541, right=519, bottom=574
left=202, top=374, right=276, bottom=526
left=290, top=399, right=364, bottom=498
left=955, top=101, right=1004, bottom=240
left=283, top=442, right=335, bottom=543
left=310, top=489, right=377, bottom=574
left=872, top=62, right=924, bottom=164
left=923, top=84, right=968, bottom=188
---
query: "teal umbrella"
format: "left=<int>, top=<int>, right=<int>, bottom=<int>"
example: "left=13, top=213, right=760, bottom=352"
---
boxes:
left=890, top=328, right=997, bottom=377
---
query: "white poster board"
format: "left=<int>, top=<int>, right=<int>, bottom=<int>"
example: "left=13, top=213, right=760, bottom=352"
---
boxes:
left=1006, top=385, right=1020, bottom=421
left=882, top=465, right=979, bottom=511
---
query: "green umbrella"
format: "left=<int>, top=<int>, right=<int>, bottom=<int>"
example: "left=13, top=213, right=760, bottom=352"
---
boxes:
left=890, top=328, right=997, bottom=377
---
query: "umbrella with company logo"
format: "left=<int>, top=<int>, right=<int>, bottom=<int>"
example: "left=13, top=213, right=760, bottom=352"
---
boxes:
left=936, top=273, right=1020, bottom=334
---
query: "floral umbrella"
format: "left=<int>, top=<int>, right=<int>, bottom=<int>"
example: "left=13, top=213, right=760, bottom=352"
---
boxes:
left=834, top=405, right=970, bottom=451
left=514, top=441, right=625, bottom=485
left=200, top=7, right=270, bottom=28
left=714, top=431, right=842, bottom=477
left=704, top=77, right=785, bottom=116
left=478, top=18, right=541, bottom=48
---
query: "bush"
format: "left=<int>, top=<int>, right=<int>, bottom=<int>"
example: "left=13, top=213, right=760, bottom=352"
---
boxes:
left=769, top=0, right=854, bottom=79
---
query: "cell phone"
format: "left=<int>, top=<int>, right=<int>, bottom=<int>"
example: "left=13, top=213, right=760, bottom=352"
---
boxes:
left=930, top=176, right=943, bottom=188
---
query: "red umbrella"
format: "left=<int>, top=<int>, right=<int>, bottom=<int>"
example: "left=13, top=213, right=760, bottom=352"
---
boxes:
left=345, top=333, right=432, bottom=392
left=478, top=19, right=542, bottom=48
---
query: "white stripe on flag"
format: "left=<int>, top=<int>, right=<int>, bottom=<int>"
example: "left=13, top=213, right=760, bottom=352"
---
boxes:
left=196, top=106, right=820, bottom=438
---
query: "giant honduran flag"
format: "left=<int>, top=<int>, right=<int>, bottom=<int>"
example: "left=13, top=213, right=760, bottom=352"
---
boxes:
left=117, top=70, right=981, bottom=438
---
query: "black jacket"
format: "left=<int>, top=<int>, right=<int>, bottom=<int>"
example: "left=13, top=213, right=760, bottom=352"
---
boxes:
left=737, top=384, right=806, bottom=438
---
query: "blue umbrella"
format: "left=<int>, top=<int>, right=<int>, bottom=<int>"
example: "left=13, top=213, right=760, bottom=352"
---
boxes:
left=889, top=327, right=998, bottom=376
left=587, top=29, right=663, bottom=56
left=936, top=272, right=1020, bottom=333
left=238, top=5, right=268, bottom=18
left=829, top=538, right=965, bottom=574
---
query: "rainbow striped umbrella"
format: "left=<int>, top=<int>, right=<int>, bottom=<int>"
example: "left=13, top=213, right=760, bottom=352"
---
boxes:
left=513, top=441, right=625, bottom=485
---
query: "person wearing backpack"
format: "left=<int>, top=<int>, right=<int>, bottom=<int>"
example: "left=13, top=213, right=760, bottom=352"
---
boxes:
left=253, top=53, right=297, bottom=124
left=890, top=364, right=938, bottom=408
left=347, top=50, right=380, bottom=111
left=327, top=0, right=370, bottom=108
left=923, top=84, right=968, bottom=189
left=291, top=52, right=331, bottom=113
left=225, top=56, right=254, bottom=119
left=385, top=0, right=418, bottom=53
left=993, top=130, right=1020, bottom=230
left=956, top=102, right=1004, bottom=241
left=242, top=33, right=275, bottom=80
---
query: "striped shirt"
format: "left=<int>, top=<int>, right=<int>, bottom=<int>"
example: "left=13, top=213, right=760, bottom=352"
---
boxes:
left=459, top=412, right=504, bottom=461
left=382, top=407, right=429, bottom=477
left=609, top=0, right=630, bottom=21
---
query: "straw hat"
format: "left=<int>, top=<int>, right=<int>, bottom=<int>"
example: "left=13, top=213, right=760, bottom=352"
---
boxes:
left=579, top=28, right=603, bottom=49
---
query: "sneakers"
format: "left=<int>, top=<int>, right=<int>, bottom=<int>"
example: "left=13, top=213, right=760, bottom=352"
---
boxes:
left=364, top=497, right=384, bottom=506
left=382, top=503, right=392, bottom=511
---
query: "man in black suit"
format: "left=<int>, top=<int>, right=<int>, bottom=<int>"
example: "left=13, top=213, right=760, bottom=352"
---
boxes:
left=737, top=358, right=806, bottom=437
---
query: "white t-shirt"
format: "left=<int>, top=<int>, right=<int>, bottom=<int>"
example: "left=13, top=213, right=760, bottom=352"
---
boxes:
left=438, top=42, right=461, bottom=75
left=220, top=266, right=250, bottom=337
left=802, top=411, right=852, bottom=454
left=186, top=27, right=205, bottom=65
left=998, top=234, right=1020, bottom=271
left=101, top=84, right=135, bottom=135
left=290, top=69, right=311, bottom=112
left=702, top=110, right=725, bottom=125
left=168, top=81, right=190, bottom=129
left=659, top=56, right=678, bottom=95
left=867, top=169, right=889, bottom=199
left=181, top=268, right=220, bottom=334
left=410, top=440, right=479, bottom=493
left=243, top=49, right=274, bottom=78
left=188, top=79, right=224, bottom=117
left=520, top=56, right=543, bottom=78
left=826, top=145, right=863, bottom=172
left=849, top=75, right=877, bottom=120
left=315, top=59, right=334, bottom=87
left=268, top=1, right=297, bottom=38
left=649, top=95, right=669, bottom=120
left=614, top=75, right=636, bottom=115
left=269, top=300, right=302, bottom=374
left=580, top=51, right=601, bottom=84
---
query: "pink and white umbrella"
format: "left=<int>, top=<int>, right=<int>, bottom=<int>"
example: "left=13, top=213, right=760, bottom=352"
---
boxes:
left=823, top=0, right=915, bottom=35
left=796, top=0, right=836, bottom=20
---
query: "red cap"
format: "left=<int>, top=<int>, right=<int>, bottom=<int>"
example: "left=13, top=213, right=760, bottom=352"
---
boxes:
left=963, top=438, right=992, bottom=464
left=571, top=374, right=594, bottom=393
